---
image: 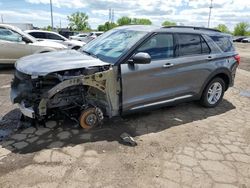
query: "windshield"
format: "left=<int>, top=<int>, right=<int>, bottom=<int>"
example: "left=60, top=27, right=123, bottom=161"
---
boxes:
left=81, top=29, right=148, bottom=64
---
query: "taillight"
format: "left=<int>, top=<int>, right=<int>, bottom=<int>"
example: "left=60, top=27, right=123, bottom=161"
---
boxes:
left=234, top=54, right=240, bottom=64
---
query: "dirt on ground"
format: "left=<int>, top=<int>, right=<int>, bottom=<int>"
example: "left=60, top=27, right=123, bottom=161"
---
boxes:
left=0, top=43, right=249, bottom=188
left=236, top=43, right=250, bottom=71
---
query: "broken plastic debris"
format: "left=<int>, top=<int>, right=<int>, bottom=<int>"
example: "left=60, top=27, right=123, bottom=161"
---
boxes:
left=120, top=132, right=137, bottom=146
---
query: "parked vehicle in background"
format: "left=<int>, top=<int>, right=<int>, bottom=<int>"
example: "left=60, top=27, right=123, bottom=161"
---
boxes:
left=233, top=36, right=247, bottom=42
left=58, top=30, right=78, bottom=39
left=11, top=25, right=239, bottom=130
left=82, top=31, right=104, bottom=43
left=26, top=30, right=86, bottom=50
left=241, top=37, right=250, bottom=43
left=69, top=33, right=89, bottom=41
left=0, top=24, right=67, bottom=65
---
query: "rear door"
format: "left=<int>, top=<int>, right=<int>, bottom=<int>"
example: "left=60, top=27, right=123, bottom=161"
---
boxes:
left=173, top=33, right=212, bottom=95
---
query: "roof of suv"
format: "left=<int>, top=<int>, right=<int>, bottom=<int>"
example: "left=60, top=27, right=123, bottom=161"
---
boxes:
left=115, top=25, right=231, bottom=36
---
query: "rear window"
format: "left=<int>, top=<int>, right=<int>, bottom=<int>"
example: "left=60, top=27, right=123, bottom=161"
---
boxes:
left=210, top=35, right=235, bottom=52
left=177, top=34, right=210, bottom=56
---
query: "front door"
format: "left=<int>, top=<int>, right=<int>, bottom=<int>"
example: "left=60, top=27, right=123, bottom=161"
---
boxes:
left=0, top=27, right=31, bottom=64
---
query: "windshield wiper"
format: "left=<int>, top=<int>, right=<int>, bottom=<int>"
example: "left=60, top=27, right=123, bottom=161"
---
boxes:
left=82, top=50, right=98, bottom=59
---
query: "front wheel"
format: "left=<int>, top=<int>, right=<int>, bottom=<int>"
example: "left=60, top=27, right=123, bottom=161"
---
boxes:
left=200, top=77, right=225, bottom=108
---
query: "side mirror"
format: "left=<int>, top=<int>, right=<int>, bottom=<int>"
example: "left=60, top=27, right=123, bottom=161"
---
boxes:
left=129, top=52, right=151, bottom=64
left=22, top=36, right=32, bottom=43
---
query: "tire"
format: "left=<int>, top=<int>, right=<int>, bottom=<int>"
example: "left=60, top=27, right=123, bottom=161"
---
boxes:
left=200, top=77, right=225, bottom=108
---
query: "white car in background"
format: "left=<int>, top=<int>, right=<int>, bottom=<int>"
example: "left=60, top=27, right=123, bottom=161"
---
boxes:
left=26, top=30, right=86, bottom=50
left=82, top=32, right=104, bottom=43
left=69, top=33, right=89, bottom=41
left=0, top=24, right=67, bottom=65
left=242, top=37, right=250, bottom=43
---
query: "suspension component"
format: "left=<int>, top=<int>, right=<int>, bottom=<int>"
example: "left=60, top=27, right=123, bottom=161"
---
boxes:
left=79, top=107, right=104, bottom=130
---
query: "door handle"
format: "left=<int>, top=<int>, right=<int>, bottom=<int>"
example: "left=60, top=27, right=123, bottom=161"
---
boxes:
left=206, top=56, right=213, bottom=61
left=163, top=63, right=174, bottom=68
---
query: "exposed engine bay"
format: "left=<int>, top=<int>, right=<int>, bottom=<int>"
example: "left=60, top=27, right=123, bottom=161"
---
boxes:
left=11, top=64, right=120, bottom=129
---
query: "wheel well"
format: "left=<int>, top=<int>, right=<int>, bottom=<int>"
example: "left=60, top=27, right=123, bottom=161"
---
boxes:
left=212, top=73, right=230, bottom=90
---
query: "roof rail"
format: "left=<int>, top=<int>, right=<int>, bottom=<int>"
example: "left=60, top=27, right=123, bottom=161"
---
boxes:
left=162, top=26, right=221, bottom=32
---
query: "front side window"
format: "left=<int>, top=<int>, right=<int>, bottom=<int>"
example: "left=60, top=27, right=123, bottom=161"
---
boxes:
left=137, top=34, right=174, bottom=60
left=29, top=32, right=47, bottom=39
left=81, top=29, right=148, bottom=64
left=0, top=28, right=21, bottom=42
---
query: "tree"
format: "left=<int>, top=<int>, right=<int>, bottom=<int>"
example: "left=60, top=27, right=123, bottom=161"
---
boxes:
left=162, top=20, right=177, bottom=27
left=132, top=18, right=152, bottom=25
left=117, top=16, right=132, bottom=26
left=98, top=22, right=117, bottom=31
left=234, top=22, right=249, bottom=36
left=43, top=25, right=52, bottom=31
left=67, top=12, right=90, bottom=31
left=215, top=24, right=230, bottom=33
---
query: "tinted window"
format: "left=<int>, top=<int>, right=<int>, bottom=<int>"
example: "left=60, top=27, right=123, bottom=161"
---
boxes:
left=210, top=35, right=235, bottom=52
left=201, top=37, right=210, bottom=54
left=46, top=33, right=64, bottom=40
left=137, top=34, right=174, bottom=60
left=29, top=32, right=47, bottom=39
left=178, top=34, right=202, bottom=56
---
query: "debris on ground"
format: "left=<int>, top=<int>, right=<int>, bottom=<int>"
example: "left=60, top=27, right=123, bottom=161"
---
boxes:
left=120, top=132, right=137, bottom=146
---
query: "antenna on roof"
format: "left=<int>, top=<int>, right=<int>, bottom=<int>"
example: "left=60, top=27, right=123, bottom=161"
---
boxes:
left=208, top=0, right=213, bottom=28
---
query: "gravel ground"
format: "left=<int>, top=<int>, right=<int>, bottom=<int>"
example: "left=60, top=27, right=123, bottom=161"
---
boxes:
left=0, top=44, right=249, bottom=187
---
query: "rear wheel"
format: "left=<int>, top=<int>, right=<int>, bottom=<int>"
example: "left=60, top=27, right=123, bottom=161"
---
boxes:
left=200, top=77, right=225, bottom=108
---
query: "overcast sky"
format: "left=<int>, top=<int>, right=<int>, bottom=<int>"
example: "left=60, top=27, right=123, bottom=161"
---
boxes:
left=0, top=0, right=250, bottom=30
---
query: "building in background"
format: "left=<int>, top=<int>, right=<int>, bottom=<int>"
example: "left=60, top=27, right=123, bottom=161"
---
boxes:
left=5, top=23, right=33, bottom=30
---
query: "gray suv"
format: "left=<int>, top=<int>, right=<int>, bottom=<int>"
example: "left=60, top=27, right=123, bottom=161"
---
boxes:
left=11, top=25, right=239, bottom=129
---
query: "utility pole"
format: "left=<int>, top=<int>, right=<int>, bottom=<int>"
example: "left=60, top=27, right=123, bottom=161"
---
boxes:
left=207, top=0, right=213, bottom=28
left=111, top=9, right=114, bottom=23
left=109, top=8, right=111, bottom=23
left=50, top=0, right=54, bottom=30
left=1, top=15, right=3, bottom=23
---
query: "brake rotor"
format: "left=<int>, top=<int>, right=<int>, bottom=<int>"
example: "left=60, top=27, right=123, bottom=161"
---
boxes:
left=79, top=107, right=101, bottom=130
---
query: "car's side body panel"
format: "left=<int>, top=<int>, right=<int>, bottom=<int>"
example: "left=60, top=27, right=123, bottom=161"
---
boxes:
left=120, top=30, right=238, bottom=114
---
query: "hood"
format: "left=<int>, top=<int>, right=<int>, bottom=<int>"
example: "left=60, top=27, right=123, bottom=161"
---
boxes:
left=15, top=50, right=111, bottom=76
left=31, top=40, right=67, bottom=49
left=66, top=40, right=86, bottom=46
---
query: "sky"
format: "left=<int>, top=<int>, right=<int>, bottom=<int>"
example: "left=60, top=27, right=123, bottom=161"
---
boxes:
left=0, top=0, right=249, bottom=30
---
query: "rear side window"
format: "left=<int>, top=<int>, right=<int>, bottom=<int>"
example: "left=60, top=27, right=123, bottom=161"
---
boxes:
left=177, top=34, right=210, bottom=56
left=29, top=32, right=46, bottom=39
left=46, top=33, right=64, bottom=41
left=137, top=34, right=174, bottom=60
left=210, top=35, right=235, bottom=52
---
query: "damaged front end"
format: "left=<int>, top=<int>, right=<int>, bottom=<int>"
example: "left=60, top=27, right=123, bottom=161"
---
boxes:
left=11, top=64, right=120, bottom=129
